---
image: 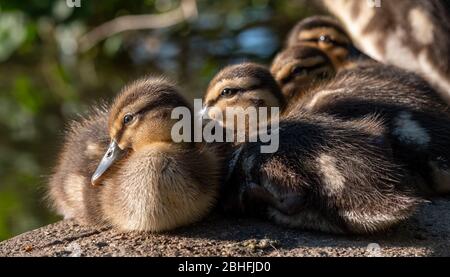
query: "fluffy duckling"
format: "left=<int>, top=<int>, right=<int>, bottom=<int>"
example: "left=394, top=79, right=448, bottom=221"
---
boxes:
left=270, top=45, right=336, bottom=102
left=49, top=77, right=221, bottom=232
left=204, top=65, right=420, bottom=234
left=285, top=15, right=367, bottom=69
left=320, top=0, right=450, bottom=103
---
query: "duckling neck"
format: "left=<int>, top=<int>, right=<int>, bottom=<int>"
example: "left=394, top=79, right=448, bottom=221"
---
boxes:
left=144, top=141, right=194, bottom=152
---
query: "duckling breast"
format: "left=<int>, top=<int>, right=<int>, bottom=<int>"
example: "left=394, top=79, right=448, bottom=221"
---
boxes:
left=99, top=145, right=221, bottom=232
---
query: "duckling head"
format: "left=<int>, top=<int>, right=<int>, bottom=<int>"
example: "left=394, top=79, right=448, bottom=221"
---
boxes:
left=202, top=63, right=285, bottom=127
left=286, top=16, right=362, bottom=68
left=270, top=45, right=336, bottom=101
left=91, top=77, right=191, bottom=186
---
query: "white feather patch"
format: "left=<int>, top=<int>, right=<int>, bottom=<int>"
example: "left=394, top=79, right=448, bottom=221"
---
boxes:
left=392, top=112, right=430, bottom=148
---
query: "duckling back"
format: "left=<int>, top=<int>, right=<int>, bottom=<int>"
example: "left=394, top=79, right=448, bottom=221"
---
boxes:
left=223, top=111, right=421, bottom=234
left=295, top=64, right=450, bottom=195
left=48, top=107, right=109, bottom=225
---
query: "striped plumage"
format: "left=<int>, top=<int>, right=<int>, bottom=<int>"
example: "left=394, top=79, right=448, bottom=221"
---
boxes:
left=320, top=0, right=450, bottom=103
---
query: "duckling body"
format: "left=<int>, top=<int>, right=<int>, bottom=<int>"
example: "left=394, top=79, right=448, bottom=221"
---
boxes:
left=320, top=0, right=450, bottom=103
left=48, top=108, right=109, bottom=224
left=293, top=64, right=450, bottom=195
left=224, top=111, right=420, bottom=234
left=49, top=78, right=221, bottom=232
left=204, top=63, right=421, bottom=234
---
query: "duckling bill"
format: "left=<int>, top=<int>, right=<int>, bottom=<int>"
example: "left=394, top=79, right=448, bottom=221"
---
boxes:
left=49, top=77, right=222, bottom=232
left=91, top=140, right=123, bottom=185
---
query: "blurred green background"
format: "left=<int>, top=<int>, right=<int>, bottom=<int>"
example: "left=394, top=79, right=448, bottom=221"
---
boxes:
left=0, top=0, right=319, bottom=241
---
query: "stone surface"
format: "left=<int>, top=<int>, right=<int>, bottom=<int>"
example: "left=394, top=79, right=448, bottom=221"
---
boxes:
left=1, top=199, right=450, bottom=257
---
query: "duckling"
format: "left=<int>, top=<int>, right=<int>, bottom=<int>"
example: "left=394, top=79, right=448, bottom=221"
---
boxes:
left=48, top=77, right=221, bottom=232
left=270, top=45, right=336, bottom=102
left=204, top=65, right=421, bottom=234
left=285, top=15, right=368, bottom=69
left=320, top=0, right=450, bottom=103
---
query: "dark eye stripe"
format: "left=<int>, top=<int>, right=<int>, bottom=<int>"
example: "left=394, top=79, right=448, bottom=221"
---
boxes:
left=281, top=61, right=330, bottom=84
left=221, top=88, right=241, bottom=97
left=115, top=128, right=125, bottom=145
left=220, top=84, right=263, bottom=96
left=207, top=84, right=264, bottom=107
left=246, top=84, right=263, bottom=91
left=303, top=61, right=329, bottom=71
left=299, top=38, right=349, bottom=48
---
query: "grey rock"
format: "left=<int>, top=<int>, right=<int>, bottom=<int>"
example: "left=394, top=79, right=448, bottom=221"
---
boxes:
left=1, top=199, right=450, bottom=257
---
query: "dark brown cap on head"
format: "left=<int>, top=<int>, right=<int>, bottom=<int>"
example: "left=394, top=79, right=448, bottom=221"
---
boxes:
left=275, top=45, right=333, bottom=63
left=286, top=15, right=349, bottom=47
left=206, top=63, right=285, bottom=106
left=109, top=77, right=190, bottom=131
left=271, top=45, right=334, bottom=76
left=271, top=45, right=336, bottom=101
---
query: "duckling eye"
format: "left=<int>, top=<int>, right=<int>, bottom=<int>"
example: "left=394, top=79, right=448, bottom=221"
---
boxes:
left=123, top=114, right=134, bottom=125
left=221, top=88, right=239, bottom=97
left=291, top=66, right=308, bottom=77
left=319, top=35, right=335, bottom=44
